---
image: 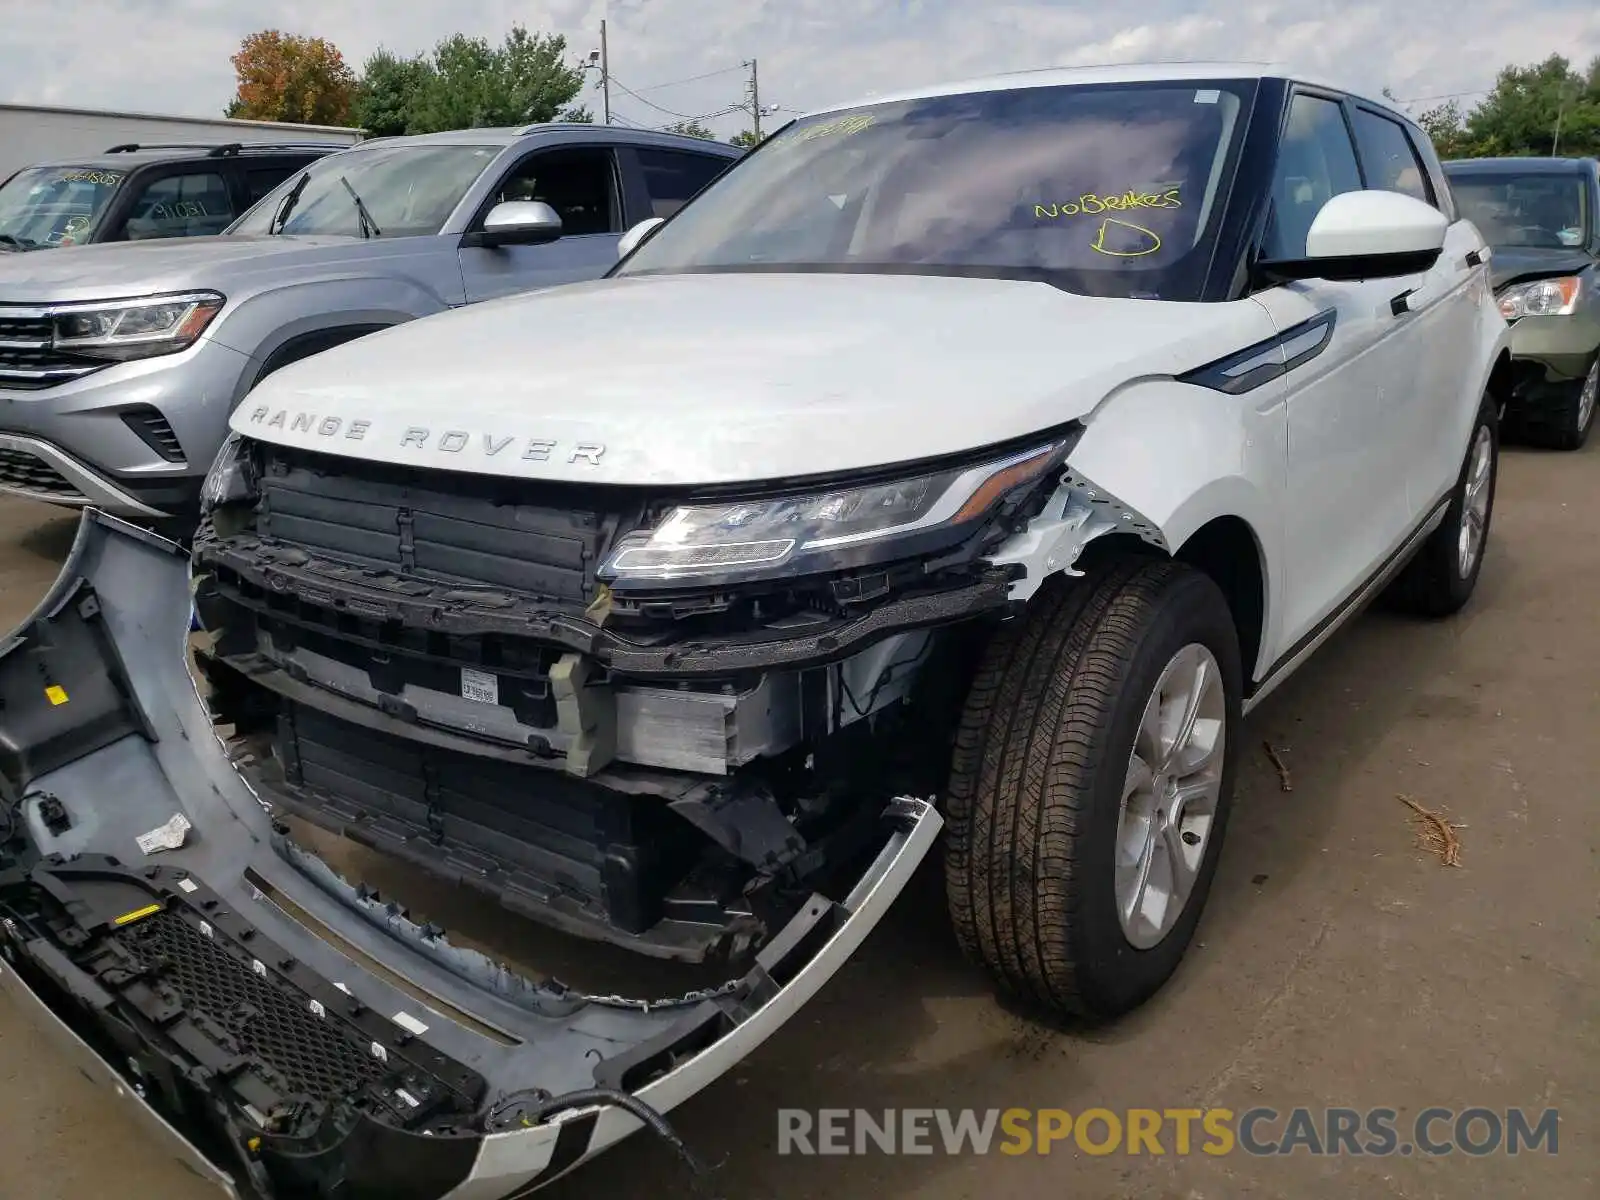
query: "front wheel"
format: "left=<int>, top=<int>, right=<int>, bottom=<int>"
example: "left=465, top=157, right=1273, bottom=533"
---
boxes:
left=943, top=560, right=1242, bottom=1020
left=1508, top=354, right=1598, bottom=451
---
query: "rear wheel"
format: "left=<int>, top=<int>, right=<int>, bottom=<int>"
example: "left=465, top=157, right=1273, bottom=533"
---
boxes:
left=943, top=560, right=1242, bottom=1020
left=1386, top=392, right=1498, bottom=617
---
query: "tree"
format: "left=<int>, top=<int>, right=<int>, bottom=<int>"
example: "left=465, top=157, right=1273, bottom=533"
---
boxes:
left=729, top=129, right=760, bottom=148
left=664, top=120, right=716, bottom=140
left=406, top=26, right=586, bottom=133
left=352, top=49, right=431, bottom=137
left=227, top=30, right=356, bottom=126
left=1417, top=99, right=1475, bottom=159
left=560, top=106, right=595, bottom=123
left=1456, top=54, right=1600, bottom=158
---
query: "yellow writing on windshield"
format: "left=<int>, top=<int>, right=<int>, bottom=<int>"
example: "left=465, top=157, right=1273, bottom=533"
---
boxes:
left=789, top=113, right=876, bottom=146
left=1090, top=218, right=1163, bottom=257
left=57, top=170, right=123, bottom=187
left=1035, top=188, right=1181, bottom=219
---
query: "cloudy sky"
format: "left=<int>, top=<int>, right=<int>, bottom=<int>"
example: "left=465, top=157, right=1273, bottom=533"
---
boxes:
left=3, top=1, right=1599, bottom=139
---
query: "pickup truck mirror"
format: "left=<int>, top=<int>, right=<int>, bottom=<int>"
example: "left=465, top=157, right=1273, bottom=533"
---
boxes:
left=1258, top=190, right=1448, bottom=283
left=617, top=217, right=665, bottom=259
left=467, top=200, right=563, bottom=249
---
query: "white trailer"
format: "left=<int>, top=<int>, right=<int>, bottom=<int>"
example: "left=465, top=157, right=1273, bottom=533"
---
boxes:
left=0, top=102, right=362, bottom=180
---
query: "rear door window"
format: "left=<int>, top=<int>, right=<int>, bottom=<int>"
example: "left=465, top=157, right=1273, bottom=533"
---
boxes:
left=635, top=148, right=732, bottom=218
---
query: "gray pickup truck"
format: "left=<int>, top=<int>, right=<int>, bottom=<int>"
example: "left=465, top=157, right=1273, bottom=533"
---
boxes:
left=0, top=124, right=739, bottom=522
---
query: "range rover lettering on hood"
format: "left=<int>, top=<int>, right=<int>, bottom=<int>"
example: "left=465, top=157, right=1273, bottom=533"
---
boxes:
left=228, top=272, right=1274, bottom=486
left=244, top=405, right=605, bottom=465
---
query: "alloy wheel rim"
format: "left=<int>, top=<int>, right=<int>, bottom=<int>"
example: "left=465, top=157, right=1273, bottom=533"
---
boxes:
left=1579, top=359, right=1599, bottom=434
left=1457, top=425, right=1493, bottom=579
left=1114, top=643, right=1226, bottom=949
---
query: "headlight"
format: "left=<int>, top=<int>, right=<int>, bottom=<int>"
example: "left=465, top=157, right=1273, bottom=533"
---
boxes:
left=46, top=291, right=224, bottom=361
left=199, top=431, right=256, bottom=515
left=1498, top=276, right=1581, bottom=320
left=599, top=439, right=1072, bottom=587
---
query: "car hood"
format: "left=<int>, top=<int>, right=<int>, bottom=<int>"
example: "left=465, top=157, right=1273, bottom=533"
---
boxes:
left=236, top=271, right=1269, bottom=487
left=1489, top=246, right=1595, bottom=291
left=0, top=234, right=396, bottom=303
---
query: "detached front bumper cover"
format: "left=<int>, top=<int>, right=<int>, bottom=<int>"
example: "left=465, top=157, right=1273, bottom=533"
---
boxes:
left=0, top=512, right=942, bottom=1199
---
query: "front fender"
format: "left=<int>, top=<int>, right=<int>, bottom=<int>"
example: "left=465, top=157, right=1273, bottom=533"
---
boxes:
left=212, top=276, right=458, bottom=407
left=986, top=376, right=1286, bottom=675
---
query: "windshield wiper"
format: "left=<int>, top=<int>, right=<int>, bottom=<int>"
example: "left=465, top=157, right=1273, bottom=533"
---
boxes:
left=270, top=171, right=311, bottom=235
left=339, top=176, right=381, bottom=239
left=0, top=233, right=31, bottom=250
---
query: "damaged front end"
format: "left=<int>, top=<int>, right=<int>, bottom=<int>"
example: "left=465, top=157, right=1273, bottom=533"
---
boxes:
left=185, top=431, right=1080, bottom=968
left=0, top=514, right=942, bottom=1198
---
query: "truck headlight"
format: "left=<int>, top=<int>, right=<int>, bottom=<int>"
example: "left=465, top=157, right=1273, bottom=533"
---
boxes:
left=1498, top=276, right=1581, bottom=320
left=49, top=291, right=225, bottom=361
left=599, top=438, right=1073, bottom=586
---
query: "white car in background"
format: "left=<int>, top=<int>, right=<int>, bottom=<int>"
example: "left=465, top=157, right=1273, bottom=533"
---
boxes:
left=0, top=62, right=1510, bottom=1199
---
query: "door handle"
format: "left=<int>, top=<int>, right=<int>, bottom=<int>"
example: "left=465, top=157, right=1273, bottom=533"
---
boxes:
left=1389, top=288, right=1418, bottom=317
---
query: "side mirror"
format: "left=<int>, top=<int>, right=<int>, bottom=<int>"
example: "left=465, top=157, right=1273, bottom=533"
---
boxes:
left=617, top=216, right=665, bottom=260
left=1259, top=190, right=1448, bottom=283
left=467, top=200, right=563, bottom=249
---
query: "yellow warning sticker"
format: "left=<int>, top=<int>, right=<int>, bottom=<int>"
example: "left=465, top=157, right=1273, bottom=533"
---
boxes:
left=113, top=903, right=162, bottom=927
left=45, top=685, right=69, bottom=706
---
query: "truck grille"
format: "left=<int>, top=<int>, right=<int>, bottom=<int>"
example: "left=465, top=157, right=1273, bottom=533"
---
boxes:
left=256, top=445, right=627, bottom=604
left=0, top=446, right=83, bottom=498
left=0, top=313, right=105, bottom=391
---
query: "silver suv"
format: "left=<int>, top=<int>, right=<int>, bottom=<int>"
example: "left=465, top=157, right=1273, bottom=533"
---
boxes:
left=0, top=124, right=739, bottom=522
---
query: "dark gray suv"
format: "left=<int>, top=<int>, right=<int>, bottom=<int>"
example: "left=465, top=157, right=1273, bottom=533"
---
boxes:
left=0, top=141, right=345, bottom=250
left=0, top=124, right=739, bottom=520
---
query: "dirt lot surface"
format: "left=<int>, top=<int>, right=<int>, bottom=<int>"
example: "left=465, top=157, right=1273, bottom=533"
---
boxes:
left=0, top=444, right=1594, bottom=1200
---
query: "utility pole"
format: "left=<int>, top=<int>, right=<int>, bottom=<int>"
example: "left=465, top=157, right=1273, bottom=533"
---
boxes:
left=745, top=58, right=761, bottom=141
left=600, top=20, right=611, bottom=125
left=1552, top=77, right=1579, bottom=156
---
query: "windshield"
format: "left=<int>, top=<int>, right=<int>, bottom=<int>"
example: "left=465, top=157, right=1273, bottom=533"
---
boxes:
left=229, top=143, right=502, bottom=239
left=615, top=80, right=1253, bottom=301
left=1448, top=171, right=1590, bottom=250
left=0, top=166, right=126, bottom=250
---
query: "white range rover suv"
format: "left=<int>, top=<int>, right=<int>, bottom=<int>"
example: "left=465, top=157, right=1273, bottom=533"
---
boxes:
left=0, top=64, right=1509, bottom=1198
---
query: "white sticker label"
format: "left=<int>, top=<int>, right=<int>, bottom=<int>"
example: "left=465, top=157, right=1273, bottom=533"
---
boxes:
left=308, top=999, right=326, bottom=1019
left=1194, top=88, right=1221, bottom=104
left=177, top=878, right=199, bottom=894
left=136, top=812, right=192, bottom=855
left=460, top=668, right=499, bottom=706
left=395, top=1088, right=421, bottom=1109
left=392, top=1010, right=430, bottom=1036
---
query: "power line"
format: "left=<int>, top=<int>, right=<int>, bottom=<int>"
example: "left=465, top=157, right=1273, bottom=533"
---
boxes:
left=607, top=75, right=703, bottom=120
left=1392, top=86, right=1493, bottom=105
left=632, top=63, right=746, bottom=93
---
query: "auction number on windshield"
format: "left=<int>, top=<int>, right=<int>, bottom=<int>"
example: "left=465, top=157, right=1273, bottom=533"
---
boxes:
left=57, top=170, right=124, bottom=187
